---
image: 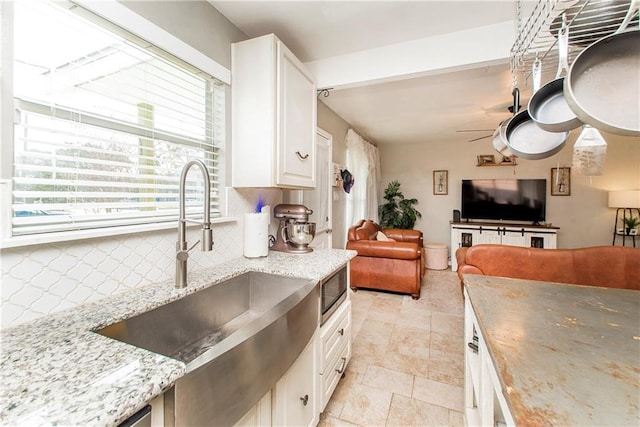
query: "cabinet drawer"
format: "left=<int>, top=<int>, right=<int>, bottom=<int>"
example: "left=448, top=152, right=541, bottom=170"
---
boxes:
left=319, top=301, right=351, bottom=373
left=320, top=339, right=350, bottom=412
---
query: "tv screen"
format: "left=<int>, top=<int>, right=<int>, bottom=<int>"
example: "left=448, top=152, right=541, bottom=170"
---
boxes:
left=461, top=179, right=546, bottom=223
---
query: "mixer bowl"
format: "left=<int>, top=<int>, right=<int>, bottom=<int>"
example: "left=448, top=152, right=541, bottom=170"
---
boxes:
left=285, top=223, right=316, bottom=247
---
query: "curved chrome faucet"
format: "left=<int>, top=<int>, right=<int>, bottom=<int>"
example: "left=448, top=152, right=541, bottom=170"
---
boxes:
left=176, top=159, right=213, bottom=288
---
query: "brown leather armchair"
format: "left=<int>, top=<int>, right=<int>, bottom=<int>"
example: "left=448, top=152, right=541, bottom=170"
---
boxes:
left=346, top=219, right=425, bottom=299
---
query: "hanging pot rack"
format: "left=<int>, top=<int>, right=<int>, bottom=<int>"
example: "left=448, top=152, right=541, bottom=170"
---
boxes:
left=510, top=0, right=638, bottom=82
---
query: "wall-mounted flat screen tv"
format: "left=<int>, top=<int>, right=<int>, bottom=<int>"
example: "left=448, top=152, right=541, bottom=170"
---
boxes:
left=461, top=179, right=546, bottom=223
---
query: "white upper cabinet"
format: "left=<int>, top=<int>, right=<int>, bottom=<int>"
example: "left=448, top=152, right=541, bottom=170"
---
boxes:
left=231, top=34, right=317, bottom=189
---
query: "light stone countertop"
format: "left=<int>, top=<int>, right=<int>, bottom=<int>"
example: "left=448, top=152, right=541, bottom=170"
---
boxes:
left=0, top=249, right=356, bottom=426
left=464, top=274, right=640, bottom=426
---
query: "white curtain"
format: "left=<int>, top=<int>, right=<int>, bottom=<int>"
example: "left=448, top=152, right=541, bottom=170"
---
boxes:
left=345, top=128, right=381, bottom=235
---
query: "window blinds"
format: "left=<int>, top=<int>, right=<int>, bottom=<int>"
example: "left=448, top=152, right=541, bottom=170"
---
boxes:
left=12, top=0, right=225, bottom=235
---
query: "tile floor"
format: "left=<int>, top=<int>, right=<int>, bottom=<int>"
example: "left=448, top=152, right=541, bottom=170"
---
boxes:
left=319, top=268, right=465, bottom=427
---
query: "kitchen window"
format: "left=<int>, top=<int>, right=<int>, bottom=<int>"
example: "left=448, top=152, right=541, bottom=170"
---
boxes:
left=4, top=0, right=226, bottom=237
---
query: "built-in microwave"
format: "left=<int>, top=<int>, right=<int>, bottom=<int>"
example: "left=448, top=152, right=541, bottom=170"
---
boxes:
left=320, top=266, right=348, bottom=325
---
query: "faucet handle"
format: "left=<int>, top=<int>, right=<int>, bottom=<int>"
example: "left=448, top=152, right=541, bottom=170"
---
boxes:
left=177, top=240, right=201, bottom=261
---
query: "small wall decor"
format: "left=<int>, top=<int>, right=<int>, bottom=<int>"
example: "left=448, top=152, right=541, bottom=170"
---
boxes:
left=477, top=154, right=496, bottom=165
left=551, top=167, right=571, bottom=196
left=433, top=170, right=448, bottom=195
left=332, top=163, right=343, bottom=187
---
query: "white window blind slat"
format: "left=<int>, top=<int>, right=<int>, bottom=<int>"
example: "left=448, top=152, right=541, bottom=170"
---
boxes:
left=12, top=0, right=225, bottom=236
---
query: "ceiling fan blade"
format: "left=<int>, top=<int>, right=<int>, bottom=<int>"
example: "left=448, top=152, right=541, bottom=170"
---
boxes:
left=467, top=134, right=492, bottom=142
left=456, top=129, right=494, bottom=133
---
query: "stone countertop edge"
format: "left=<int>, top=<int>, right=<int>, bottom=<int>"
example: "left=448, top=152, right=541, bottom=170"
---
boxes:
left=463, top=274, right=640, bottom=426
left=0, top=248, right=357, bottom=427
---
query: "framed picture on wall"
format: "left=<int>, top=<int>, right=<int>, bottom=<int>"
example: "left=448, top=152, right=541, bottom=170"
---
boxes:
left=550, top=167, right=571, bottom=196
left=433, top=170, right=448, bottom=195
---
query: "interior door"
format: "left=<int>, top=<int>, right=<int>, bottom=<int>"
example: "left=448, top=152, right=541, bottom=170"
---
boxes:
left=304, top=128, right=332, bottom=249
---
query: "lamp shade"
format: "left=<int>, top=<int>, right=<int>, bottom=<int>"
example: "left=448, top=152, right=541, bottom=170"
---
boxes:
left=572, top=125, right=607, bottom=176
left=608, top=190, right=640, bottom=208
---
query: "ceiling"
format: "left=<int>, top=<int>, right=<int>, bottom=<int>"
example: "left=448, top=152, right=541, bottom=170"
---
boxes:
left=211, top=1, right=538, bottom=145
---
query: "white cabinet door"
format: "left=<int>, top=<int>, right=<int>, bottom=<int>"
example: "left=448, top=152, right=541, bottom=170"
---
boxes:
left=272, top=335, right=318, bottom=427
left=234, top=391, right=272, bottom=427
left=231, top=34, right=316, bottom=189
left=501, top=229, right=528, bottom=247
left=278, top=44, right=316, bottom=187
left=475, top=229, right=501, bottom=245
left=305, top=128, right=332, bottom=249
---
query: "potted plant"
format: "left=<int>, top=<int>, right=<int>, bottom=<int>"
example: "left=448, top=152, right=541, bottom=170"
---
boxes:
left=379, top=180, right=422, bottom=229
left=622, top=216, right=639, bottom=235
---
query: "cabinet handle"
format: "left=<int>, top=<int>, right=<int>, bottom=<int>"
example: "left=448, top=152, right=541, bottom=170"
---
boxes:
left=295, top=151, right=309, bottom=160
left=300, top=394, right=309, bottom=406
left=336, top=356, right=347, bottom=374
left=338, top=328, right=344, bottom=336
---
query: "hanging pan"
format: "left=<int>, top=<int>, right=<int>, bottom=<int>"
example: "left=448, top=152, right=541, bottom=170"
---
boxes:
left=528, top=19, right=582, bottom=132
left=505, top=89, right=569, bottom=160
left=563, top=0, right=640, bottom=137
left=491, top=118, right=513, bottom=157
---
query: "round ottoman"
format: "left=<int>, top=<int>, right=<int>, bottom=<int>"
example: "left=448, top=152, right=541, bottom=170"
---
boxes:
left=425, top=243, right=448, bottom=270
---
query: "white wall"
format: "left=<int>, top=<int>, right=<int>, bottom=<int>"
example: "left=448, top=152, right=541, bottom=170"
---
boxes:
left=379, top=129, right=640, bottom=251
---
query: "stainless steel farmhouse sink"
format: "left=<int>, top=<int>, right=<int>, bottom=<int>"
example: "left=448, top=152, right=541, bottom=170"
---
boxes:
left=96, top=271, right=319, bottom=426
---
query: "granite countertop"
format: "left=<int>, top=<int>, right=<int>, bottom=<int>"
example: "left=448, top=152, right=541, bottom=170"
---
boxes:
left=0, top=249, right=356, bottom=426
left=464, top=274, right=640, bottom=426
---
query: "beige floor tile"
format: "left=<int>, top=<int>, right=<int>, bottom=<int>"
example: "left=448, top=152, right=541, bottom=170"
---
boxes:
left=386, top=393, right=450, bottom=426
left=431, top=311, right=463, bottom=335
left=397, top=305, right=432, bottom=331
left=338, top=382, right=393, bottom=426
left=430, top=330, right=464, bottom=354
left=362, top=365, right=414, bottom=397
left=426, top=338, right=464, bottom=388
left=388, top=324, right=431, bottom=359
left=379, top=351, right=430, bottom=378
left=412, top=375, right=464, bottom=412
left=357, top=318, right=395, bottom=343
left=325, top=269, right=466, bottom=426
left=322, top=369, right=362, bottom=419
left=366, top=296, right=403, bottom=323
left=448, top=409, right=465, bottom=426
left=317, top=414, right=361, bottom=427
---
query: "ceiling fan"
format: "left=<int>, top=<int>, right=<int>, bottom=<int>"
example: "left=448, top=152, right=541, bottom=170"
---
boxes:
left=456, top=129, right=495, bottom=142
left=456, top=100, right=521, bottom=142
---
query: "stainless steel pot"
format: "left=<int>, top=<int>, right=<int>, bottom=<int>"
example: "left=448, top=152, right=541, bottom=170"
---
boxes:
left=491, top=119, right=513, bottom=157
left=563, top=1, right=640, bottom=136
left=528, top=21, right=582, bottom=132
left=505, top=88, right=570, bottom=160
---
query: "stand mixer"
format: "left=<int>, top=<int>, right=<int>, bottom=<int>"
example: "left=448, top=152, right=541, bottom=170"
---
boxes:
left=271, top=204, right=316, bottom=253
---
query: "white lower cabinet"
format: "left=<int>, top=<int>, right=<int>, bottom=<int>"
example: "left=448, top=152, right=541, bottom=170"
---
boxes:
left=235, top=391, right=272, bottom=427
left=464, top=289, right=515, bottom=426
left=319, top=300, right=351, bottom=411
left=272, top=333, right=319, bottom=427
left=451, top=223, right=559, bottom=271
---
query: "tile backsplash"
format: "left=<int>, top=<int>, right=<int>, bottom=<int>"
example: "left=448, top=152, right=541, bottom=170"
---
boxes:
left=0, top=188, right=282, bottom=329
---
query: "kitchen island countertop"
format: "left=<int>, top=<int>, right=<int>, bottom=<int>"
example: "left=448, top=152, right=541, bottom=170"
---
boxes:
left=0, top=249, right=356, bottom=426
left=464, top=274, right=640, bottom=426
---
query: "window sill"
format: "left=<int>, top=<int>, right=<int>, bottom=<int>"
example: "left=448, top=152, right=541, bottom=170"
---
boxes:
left=0, top=217, right=237, bottom=249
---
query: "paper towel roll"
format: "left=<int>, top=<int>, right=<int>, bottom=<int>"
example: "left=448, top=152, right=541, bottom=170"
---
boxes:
left=244, top=212, right=269, bottom=258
